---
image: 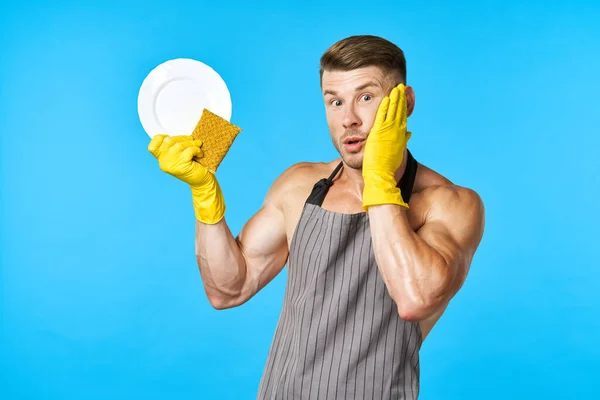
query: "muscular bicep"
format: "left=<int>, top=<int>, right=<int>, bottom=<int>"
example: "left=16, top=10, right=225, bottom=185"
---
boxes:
left=231, top=162, right=313, bottom=304
left=232, top=163, right=312, bottom=303
left=235, top=200, right=289, bottom=300
left=416, top=186, right=485, bottom=297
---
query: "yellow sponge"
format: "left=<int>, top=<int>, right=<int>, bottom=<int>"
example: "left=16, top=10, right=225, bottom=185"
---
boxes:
left=190, top=108, right=242, bottom=173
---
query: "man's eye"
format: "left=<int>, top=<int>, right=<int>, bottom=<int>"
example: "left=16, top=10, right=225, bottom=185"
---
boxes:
left=331, top=99, right=342, bottom=106
left=362, top=94, right=372, bottom=101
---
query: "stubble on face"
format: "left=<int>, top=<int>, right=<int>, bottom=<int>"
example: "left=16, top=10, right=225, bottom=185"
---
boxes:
left=333, top=126, right=366, bottom=170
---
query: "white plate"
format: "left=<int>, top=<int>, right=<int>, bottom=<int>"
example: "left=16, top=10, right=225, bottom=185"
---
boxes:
left=137, top=58, right=232, bottom=138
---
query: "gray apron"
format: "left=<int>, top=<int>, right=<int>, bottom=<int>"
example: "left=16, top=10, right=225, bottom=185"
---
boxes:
left=257, top=151, right=422, bottom=399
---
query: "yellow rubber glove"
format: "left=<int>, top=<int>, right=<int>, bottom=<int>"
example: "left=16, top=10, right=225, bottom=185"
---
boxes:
left=362, top=83, right=412, bottom=211
left=148, top=134, right=226, bottom=224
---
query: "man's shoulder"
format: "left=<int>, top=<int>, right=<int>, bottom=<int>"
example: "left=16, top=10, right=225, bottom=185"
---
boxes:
left=416, top=182, right=485, bottom=251
left=411, top=162, right=485, bottom=231
left=419, top=181, right=481, bottom=203
left=272, top=160, right=339, bottom=188
left=282, top=160, right=339, bottom=178
left=264, top=160, right=340, bottom=209
left=420, top=184, right=484, bottom=215
left=413, top=162, right=483, bottom=208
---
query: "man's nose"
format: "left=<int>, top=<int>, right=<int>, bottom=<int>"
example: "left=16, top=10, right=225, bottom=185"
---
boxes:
left=342, top=106, right=362, bottom=129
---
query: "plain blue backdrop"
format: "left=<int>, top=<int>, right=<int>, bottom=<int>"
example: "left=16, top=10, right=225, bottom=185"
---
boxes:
left=2, top=1, right=599, bottom=399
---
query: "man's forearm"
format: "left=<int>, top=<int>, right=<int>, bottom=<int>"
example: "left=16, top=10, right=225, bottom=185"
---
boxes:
left=368, top=204, right=455, bottom=321
left=195, top=219, right=248, bottom=309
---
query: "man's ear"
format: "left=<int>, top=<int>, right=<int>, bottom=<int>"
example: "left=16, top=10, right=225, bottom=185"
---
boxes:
left=405, top=85, right=416, bottom=117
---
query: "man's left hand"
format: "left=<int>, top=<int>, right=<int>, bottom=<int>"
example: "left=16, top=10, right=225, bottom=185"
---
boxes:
left=362, top=83, right=412, bottom=211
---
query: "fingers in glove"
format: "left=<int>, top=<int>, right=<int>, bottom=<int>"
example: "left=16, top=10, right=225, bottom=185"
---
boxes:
left=158, top=135, right=194, bottom=155
left=165, top=139, right=202, bottom=158
left=397, top=84, right=407, bottom=124
left=374, top=96, right=390, bottom=126
left=167, top=135, right=194, bottom=143
left=181, top=145, right=204, bottom=162
left=387, top=86, right=400, bottom=123
left=148, top=134, right=167, bottom=157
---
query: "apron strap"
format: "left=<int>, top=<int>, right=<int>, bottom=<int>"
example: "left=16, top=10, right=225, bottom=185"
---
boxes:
left=306, top=149, right=418, bottom=207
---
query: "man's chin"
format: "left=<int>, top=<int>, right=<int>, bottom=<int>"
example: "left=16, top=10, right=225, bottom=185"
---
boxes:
left=341, top=153, right=363, bottom=170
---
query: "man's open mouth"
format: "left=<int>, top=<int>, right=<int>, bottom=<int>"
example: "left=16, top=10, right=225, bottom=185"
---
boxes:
left=344, top=137, right=365, bottom=145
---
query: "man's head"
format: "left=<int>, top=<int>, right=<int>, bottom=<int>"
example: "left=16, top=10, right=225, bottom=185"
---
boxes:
left=320, top=35, right=415, bottom=169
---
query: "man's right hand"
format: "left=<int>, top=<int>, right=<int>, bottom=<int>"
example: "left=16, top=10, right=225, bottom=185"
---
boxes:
left=148, top=134, right=226, bottom=225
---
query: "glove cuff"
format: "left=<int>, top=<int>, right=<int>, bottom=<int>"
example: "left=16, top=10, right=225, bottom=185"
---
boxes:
left=362, top=173, right=409, bottom=211
left=190, top=177, right=226, bottom=224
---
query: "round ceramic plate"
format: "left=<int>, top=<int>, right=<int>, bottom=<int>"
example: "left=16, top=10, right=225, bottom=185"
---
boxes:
left=137, top=58, right=232, bottom=138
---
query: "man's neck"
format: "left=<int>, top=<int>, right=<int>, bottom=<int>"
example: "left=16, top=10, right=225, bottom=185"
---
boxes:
left=340, top=166, right=365, bottom=197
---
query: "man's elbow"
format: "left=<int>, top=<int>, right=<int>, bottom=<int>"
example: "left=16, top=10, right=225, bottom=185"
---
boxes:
left=208, top=296, right=232, bottom=310
left=395, top=293, right=447, bottom=322
left=205, top=287, right=245, bottom=310
left=397, top=303, right=437, bottom=322
left=207, top=294, right=243, bottom=310
left=206, top=285, right=255, bottom=310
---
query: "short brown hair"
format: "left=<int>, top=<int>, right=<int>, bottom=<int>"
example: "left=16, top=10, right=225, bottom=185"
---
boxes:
left=319, top=35, right=406, bottom=86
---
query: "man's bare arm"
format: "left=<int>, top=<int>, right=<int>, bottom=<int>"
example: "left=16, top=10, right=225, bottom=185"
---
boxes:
left=368, top=185, right=485, bottom=321
left=194, top=167, right=294, bottom=310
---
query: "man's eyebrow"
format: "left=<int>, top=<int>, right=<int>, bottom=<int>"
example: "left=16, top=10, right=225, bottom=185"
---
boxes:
left=354, top=81, right=380, bottom=91
left=323, top=81, right=381, bottom=96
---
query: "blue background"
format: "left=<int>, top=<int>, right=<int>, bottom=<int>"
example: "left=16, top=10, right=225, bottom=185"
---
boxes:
left=2, top=1, right=599, bottom=399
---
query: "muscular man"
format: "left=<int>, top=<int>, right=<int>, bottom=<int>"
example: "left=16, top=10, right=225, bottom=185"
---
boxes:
left=148, top=35, right=485, bottom=399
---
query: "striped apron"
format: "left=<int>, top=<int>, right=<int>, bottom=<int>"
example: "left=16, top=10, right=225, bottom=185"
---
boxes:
left=257, top=150, right=422, bottom=400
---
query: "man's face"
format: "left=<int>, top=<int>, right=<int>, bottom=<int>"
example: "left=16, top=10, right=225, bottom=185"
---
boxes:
left=321, top=66, right=411, bottom=170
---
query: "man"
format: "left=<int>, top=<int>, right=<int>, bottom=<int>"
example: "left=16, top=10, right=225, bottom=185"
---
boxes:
left=148, top=35, right=485, bottom=399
